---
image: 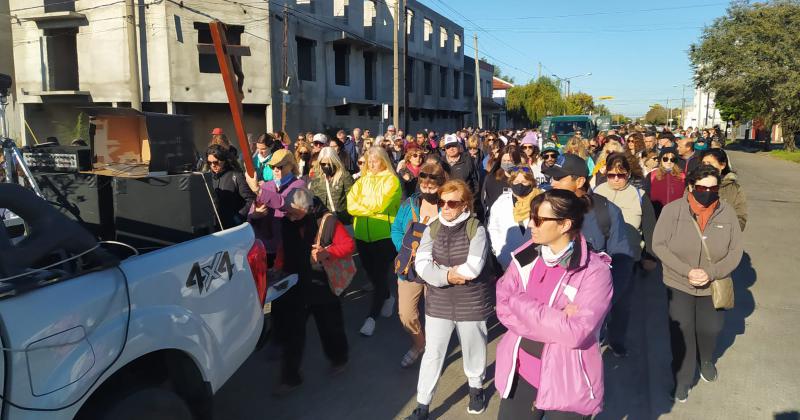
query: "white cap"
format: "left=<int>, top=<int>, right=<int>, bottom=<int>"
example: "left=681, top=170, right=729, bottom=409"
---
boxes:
left=312, top=133, right=328, bottom=144
left=499, top=135, right=509, bottom=145
left=387, top=124, right=396, bottom=131
left=443, top=134, right=459, bottom=147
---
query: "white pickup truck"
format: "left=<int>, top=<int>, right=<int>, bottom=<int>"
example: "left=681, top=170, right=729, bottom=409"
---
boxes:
left=0, top=183, right=292, bottom=420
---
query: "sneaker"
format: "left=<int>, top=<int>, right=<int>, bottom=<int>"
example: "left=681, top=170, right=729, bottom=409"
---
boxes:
left=404, top=404, right=429, bottom=420
left=360, top=317, right=376, bottom=336
left=700, top=361, right=718, bottom=382
left=673, top=385, right=690, bottom=403
left=381, top=295, right=396, bottom=318
left=400, top=347, right=424, bottom=368
left=272, top=381, right=301, bottom=397
left=330, top=361, right=348, bottom=377
left=609, top=343, right=628, bottom=358
left=467, top=387, right=486, bottom=414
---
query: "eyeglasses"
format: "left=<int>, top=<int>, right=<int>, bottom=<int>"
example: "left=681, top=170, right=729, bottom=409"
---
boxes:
left=661, top=157, right=676, bottom=163
left=409, top=153, right=423, bottom=158
left=207, top=159, right=221, bottom=166
left=606, top=172, right=629, bottom=180
left=543, top=153, right=558, bottom=159
left=694, top=185, right=719, bottom=193
left=438, top=199, right=464, bottom=209
left=531, top=215, right=565, bottom=227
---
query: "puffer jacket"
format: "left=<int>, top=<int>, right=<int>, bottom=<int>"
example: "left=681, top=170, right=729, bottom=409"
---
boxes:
left=719, top=172, right=747, bottom=231
left=346, top=169, right=401, bottom=242
left=652, top=194, right=743, bottom=297
left=487, top=189, right=534, bottom=270
left=494, top=235, right=612, bottom=416
left=309, top=170, right=355, bottom=225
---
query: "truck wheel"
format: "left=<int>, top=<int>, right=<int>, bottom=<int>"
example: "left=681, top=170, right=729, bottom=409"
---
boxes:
left=99, top=387, right=193, bottom=420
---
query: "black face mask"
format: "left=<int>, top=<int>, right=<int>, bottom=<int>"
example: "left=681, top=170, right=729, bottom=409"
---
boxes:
left=420, top=191, right=439, bottom=204
left=511, top=183, right=534, bottom=197
left=692, top=190, right=719, bottom=207
left=321, top=165, right=336, bottom=177
left=300, top=153, right=310, bottom=161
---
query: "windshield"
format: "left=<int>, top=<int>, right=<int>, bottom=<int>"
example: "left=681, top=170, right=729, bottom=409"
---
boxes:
left=553, top=121, right=590, bottom=135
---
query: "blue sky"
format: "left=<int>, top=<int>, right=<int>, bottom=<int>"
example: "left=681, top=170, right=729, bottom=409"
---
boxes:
left=424, top=0, right=731, bottom=117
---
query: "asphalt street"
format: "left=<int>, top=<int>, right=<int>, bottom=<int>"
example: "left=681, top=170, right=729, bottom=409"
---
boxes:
left=214, top=150, right=800, bottom=420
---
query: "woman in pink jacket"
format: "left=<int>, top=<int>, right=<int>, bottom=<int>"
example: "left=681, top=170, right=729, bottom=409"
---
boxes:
left=495, top=189, right=613, bottom=419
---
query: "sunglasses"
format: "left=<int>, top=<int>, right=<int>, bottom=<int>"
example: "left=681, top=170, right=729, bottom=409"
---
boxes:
left=357, top=160, right=366, bottom=165
left=419, top=172, right=443, bottom=181
left=606, top=172, right=629, bottom=180
left=694, top=185, right=719, bottom=192
left=438, top=199, right=464, bottom=209
left=661, top=157, right=676, bottom=163
left=409, top=153, right=423, bottom=158
left=543, top=153, right=558, bottom=159
left=207, top=159, right=221, bottom=166
left=320, top=162, right=332, bottom=168
left=531, top=215, right=565, bottom=227
left=513, top=166, right=532, bottom=173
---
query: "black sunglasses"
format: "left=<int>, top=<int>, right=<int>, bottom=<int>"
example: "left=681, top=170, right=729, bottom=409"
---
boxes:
left=438, top=199, right=464, bottom=209
left=661, top=157, right=676, bottom=163
left=543, top=153, right=558, bottom=159
left=531, top=215, right=565, bottom=227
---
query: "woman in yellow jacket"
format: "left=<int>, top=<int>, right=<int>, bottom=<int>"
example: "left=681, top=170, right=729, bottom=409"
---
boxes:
left=348, top=146, right=402, bottom=337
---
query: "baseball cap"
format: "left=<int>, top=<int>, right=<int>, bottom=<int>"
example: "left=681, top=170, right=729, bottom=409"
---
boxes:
left=312, top=133, right=328, bottom=144
left=443, top=134, right=459, bottom=148
left=211, top=128, right=224, bottom=135
left=543, top=153, right=589, bottom=179
left=387, top=125, right=396, bottom=131
left=541, top=141, right=560, bottom=153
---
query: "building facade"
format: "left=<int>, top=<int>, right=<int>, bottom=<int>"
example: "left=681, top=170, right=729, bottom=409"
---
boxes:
left=0, top=1, right=20, bottom=141
left=682, top=87, right=722, bottom=129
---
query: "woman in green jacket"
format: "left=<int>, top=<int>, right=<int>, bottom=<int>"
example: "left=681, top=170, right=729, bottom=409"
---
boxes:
left=309, top=147, right=355, bottom=225
left=347, top=146, right=402, bottom=337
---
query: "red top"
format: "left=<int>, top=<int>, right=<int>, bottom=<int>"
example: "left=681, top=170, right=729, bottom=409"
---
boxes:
left=326, top=221, right=355, bottom=259
left=517, top=260, right=565, bottom=389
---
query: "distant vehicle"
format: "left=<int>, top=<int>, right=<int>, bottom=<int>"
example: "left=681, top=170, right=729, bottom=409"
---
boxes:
left=0, top=184, right=295, bottom=420
left=540, top=115, right=612, bottom=145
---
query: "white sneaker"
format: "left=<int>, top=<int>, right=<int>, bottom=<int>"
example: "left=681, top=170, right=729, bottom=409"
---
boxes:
left=360, top=317, right=376, bottom=336
left=381, top=296, right=396, bottom=318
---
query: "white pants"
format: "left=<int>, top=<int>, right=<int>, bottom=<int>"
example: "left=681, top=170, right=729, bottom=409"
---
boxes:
left=416, top=315, right=488, bottom=405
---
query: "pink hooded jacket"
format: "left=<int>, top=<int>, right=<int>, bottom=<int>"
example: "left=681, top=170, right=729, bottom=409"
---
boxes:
left=494, top=235, right=612, bottom=416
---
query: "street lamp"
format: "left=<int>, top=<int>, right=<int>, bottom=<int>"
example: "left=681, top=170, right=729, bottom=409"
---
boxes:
left=674, top=83, right=693, bottom=129
left=561, top=73, right=592, bottom=98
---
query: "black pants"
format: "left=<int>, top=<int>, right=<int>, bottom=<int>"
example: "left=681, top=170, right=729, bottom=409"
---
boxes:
left=356, top=239, right=395, bottom=318
left=272, top=287, right=349, bottom=385
left=607, top=256, right=636, bottom=349
left=498, top=375, right=591, bottom=420
left=667, top=287, right=725, bottom=389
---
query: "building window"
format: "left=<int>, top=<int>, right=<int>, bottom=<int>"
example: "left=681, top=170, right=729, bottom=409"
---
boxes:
left=296, top=0, right=315, bottom=14
left=453, top=70, right=460, bottom=99
left=464, top=73, right=474, bottom=97
left=406, top=57, right=414, bottom=93
left=406, top=9, right=414, bottom=41
left=45, top=0, right=74, bottom=12
left=296, top=36, right=316, bottom=81
left=439, top=66, right=448, bottom=98
left=334, top=44, right=349, bottom=86
left=334, top=105, right=350, bottom=116
left=364, top=51, right=376, bottom=100
left=439, top=26, right=448, bottom=49
left=423, top=18, right=433, bottom=48
left=364, top=0, right=376, bottom=29
left=194, top=22, right=244, bottom=74
left=44, top=28, right=79, bottom=90
left=424, top=62, right=432, bottom=95
left=334, top=0, right=349, bottom=23
left=453, top=34, right=461, bottom=54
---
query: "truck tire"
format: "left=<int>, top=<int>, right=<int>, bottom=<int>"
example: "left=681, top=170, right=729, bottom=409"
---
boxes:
left=99, top=387, right=193, bottom=420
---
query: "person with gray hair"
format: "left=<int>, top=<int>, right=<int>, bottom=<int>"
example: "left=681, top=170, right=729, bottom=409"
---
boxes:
left=271, top=186, right=354, bottom=396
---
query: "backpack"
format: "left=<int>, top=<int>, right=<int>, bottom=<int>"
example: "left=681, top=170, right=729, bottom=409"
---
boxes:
left=393, top=204, right=430, bottom=283
left=428, top=217, right=480, bottom=240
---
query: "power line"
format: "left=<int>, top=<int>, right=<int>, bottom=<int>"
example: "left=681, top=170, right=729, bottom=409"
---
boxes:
left=469, top=2, right=729, bottom=21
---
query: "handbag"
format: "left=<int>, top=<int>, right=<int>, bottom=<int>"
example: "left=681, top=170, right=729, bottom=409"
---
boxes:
left=691, top=220, right=734, bottom=310
left=313, top=213, right=356, bottom=296
left=393, top=205, right=429, bottom=283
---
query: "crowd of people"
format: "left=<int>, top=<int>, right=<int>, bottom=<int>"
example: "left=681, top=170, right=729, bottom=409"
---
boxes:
left=202, top=122, right=745, bottom=418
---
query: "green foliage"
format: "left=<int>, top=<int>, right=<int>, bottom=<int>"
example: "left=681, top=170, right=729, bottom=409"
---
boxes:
left=594, top=104, right=611, bottom=116
left=566, top=92, right=595, bottom=115
left=644, top=104, right=669, bottom=125
left=506, top=76, right=566, bottom=125
left=769, top=150, right=800, bottom=163
left=491, top=63, right=515, bottom=84
left=54, top=112, right=90, bottom=143
left=690, top=0, right=800, bottom=151
left=611, top=114, right=630, bottom=124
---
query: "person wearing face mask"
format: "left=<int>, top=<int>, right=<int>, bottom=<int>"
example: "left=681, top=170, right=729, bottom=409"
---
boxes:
left=701, top=149, right=747, bottom=231
left=652, top=165, right=743, bottom=403
left=487, top=167, right=542, bottom=270
left=643, top=147, right=686, bottom=219
left=294, top=141, right=312, bottom=180
left=249, top=149, right=307, bottom=267
left=391, top=162, right=448, bottom=369
left=592, top=153, right=656, bottom=357
left=309, top=147, right=355, bottom=226
left=494, top=189, right=612, bottom=420
left=481, top=145, right=522, bottom=219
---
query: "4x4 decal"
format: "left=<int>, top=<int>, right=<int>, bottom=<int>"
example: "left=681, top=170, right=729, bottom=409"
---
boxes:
left=186, top=251, right=234, bottom=294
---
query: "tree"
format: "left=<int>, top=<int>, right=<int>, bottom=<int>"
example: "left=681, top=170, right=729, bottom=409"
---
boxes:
left=594, top=104, right=611, bottom=116
left=490, top=62, right=515, bottom=84
left=611, top=114, right=630, bottom=124
left=566, top=93, right=595, bottom=115
left=506, top=76, right=566, bottom=125
left=689, top=0, right=800, bottom=151
left=644, top=104, right=669, bottom=125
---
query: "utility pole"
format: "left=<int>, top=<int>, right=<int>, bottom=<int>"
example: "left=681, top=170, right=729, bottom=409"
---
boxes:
left=403, top=2, right=409, bottom=134
left=281, top=3, right=288, bottom=133
left=474, top=34, right=482, bottom=129
left=566, top=80, right=571, bottom=98
left=125, top=0, right=141, bottom=110
left=680, top=84, right=686, bottom=128
left=666, top=98, right=671, bottom=129
left=538, top=62, right=542, bottom=79
left=392, top=0, right=400, bottom=130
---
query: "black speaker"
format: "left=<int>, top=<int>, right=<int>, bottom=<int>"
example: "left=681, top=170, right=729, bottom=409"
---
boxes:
left=112, top=172, right=217, bottom=250
left=34, top=173, right=115, bottom=240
